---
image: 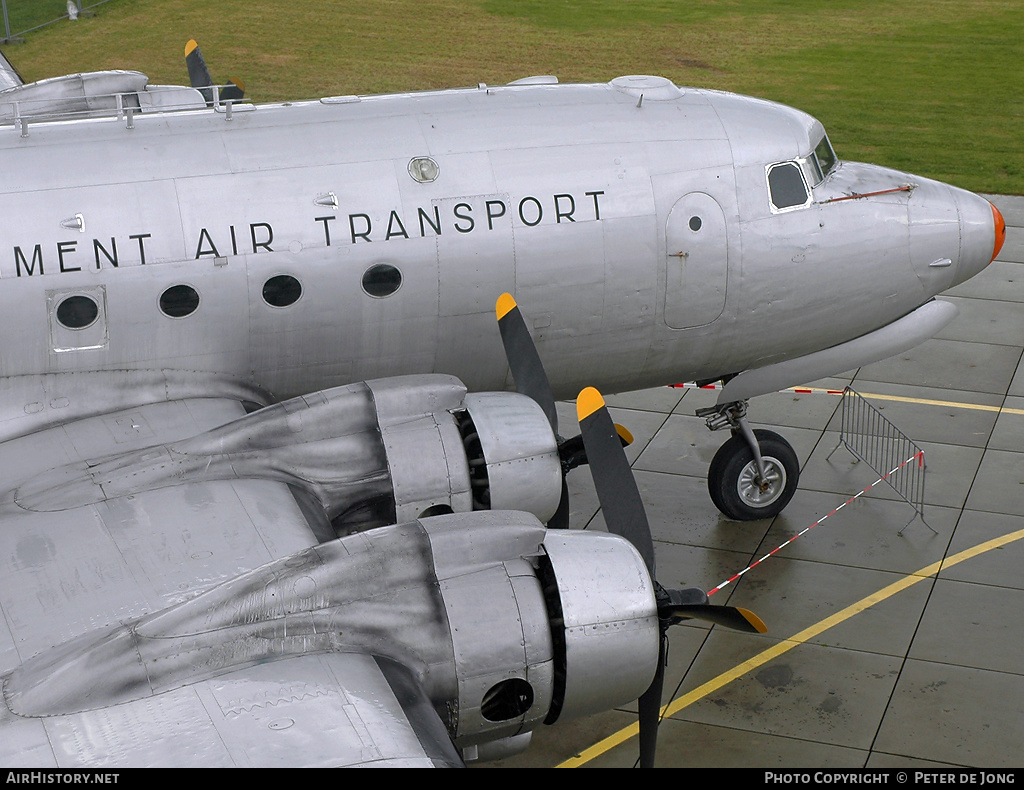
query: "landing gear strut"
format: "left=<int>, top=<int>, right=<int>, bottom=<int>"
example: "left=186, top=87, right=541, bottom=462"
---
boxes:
left=697, top=400, right=799, bottom=521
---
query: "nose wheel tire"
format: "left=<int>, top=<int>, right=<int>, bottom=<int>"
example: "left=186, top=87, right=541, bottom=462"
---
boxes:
left=708, top=429, right=799, bottom=521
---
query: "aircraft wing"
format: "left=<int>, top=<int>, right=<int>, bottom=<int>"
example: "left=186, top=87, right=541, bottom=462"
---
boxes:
left=0, top=397, right=320, bottom=670
left=1, top=652, right=461, bottom=767
left=0, top=396, right=460, bottom=766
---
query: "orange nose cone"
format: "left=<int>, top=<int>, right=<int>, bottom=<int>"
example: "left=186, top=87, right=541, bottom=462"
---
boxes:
left=991, top=202, right=1006, bottom=262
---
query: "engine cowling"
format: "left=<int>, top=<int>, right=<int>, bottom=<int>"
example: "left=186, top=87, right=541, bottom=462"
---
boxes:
left=426, top=516, right=659, bottom=755
left=454, top=391, right=561, bottom=520
left=1, top=511, right=660, bottom=765
left=540, top=530, right=660, bottom=723
left=362, top=378, right=563, bottom=527
left=12, top=375, right=565, bottom=534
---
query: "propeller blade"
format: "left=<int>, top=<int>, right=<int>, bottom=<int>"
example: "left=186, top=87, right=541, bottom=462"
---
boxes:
left=576, top=386, right=766, bottom=767
left=664, top=604, right=767, bottom=633
left=548, top=478, right=570, bottom=530
left=576, top=386, right=655, bottom=576
left=186, top=40, right=244, bottom=106
left=496, top=293, right=558, bottom=435
left=637, top=636, right=666, bottom=769
left=493, top=298, right=637, bottom=530
left=576, top=386, right=767, bottom=767
left=219, top=77, right=245, bottom=102
left=185, top=39, right=214, bottom=90
left=656, top=586, right=766, bottom=632
left=634, top=601, right=763, bottom=770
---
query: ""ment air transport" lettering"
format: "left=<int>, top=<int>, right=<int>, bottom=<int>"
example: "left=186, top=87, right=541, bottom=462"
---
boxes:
left=314, top=191, right=605, bottom=246
left=5, top=188, right=607, bottom=277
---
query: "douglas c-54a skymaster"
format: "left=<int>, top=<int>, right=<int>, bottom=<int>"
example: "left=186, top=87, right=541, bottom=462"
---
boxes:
left=0, top=48, right=1005, bottom=521
left=0, top=44, right=1004, bottom=767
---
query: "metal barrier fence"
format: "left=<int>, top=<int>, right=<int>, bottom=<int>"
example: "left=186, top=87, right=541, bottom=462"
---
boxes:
left=827, top=387, right=932, bottom=533
left=2, top=1, right=119, bottom=44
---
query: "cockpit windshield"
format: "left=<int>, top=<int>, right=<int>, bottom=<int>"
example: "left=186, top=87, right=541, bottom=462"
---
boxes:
left=799, top=134, right=839, bottom=188
left=767, top=132, right=840, bottom=213
left=813, top=134, right=837, bottom=180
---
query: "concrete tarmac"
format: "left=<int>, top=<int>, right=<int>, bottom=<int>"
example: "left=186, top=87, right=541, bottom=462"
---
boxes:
left=485, top=193, right=1024, bottom=769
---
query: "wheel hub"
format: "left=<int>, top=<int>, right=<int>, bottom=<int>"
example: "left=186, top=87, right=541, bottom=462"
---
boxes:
left=737, top=456, right=786, bottom=507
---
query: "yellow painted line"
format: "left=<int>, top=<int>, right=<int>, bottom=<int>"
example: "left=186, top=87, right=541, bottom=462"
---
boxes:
left=859, top=391, right=1024, bottom=415
left=796, top=387, right=1024, bottom=416
left=558, top=527, right=1024, bottom=768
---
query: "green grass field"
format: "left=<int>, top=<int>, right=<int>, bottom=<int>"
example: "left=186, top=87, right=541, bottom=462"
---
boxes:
left=1, top=1, right=76, bottom=37
left=1, top=0, right=1020, bottom=193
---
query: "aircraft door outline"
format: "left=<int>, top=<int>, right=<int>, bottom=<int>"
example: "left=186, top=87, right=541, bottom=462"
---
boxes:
left=663, top=192, right=728, bottom=329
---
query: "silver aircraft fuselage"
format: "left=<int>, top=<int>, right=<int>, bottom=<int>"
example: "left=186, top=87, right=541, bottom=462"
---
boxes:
left=0, top=68, right=1007, bottom=766
left=0, top=74, right=1000, bottom=410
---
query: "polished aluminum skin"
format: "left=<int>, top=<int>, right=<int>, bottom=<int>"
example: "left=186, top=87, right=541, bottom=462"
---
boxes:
left=9, top=375, right=561, bottom=533
left=544, top=530, right=660, bottom=721
left=0, top=74, right=1001, bottom=402
left=0, top=59, right=1003, bottom=766
left=1, top=513, right=657, bottom=765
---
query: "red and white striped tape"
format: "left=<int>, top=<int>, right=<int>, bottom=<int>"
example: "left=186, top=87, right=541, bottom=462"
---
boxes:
left=706, top=450, right=925, bottom=597
left=671, top=383, right=847, bottom=395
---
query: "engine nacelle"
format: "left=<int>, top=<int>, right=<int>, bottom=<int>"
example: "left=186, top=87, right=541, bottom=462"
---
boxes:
left=455, top=391, right=561, bottom=521
left=427, top=516, right=659, bottom=752
left=13, top=374, right=564, bottom=534
left=2, top=511, right=660, bottom=765
left=437, top=546, right=556, bottom=745
left=371, top=379, right=561, bottom=527
left=540, top=531, right=661, bottom=722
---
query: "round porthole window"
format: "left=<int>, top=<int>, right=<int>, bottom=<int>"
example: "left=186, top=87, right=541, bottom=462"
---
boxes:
left=56, top=295, right=99, bottom=329
left=689, top=216, right=702, bottom=232
left=361, top=263, right=403, bottom=298
left=159, top=284, right=200, bottom=318
left=262, top=274, right=302, bottom=307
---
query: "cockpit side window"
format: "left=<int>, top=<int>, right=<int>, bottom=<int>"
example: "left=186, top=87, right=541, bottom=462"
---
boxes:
left=798, top=135, right=838, bottom=189
left=800, top=155, right=824, bottom=187
left=766, top=162, right=810, bottom=212
left=813, top=134, right=837, bottom=180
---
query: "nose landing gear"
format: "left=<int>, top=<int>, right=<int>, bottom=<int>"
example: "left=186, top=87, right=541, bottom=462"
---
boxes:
left=697, top=401, right=799, bottom=521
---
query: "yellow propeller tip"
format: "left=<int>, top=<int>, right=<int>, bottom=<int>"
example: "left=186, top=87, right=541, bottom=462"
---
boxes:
left=495, top=292, right=517, bottom=320
left=614, top=423, right=634, bottom=446
left=738, top=608, right=767, bottom=634
left=185, top=39, right=198, bottom=56
left=577, top=387, right=605, bottom=421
